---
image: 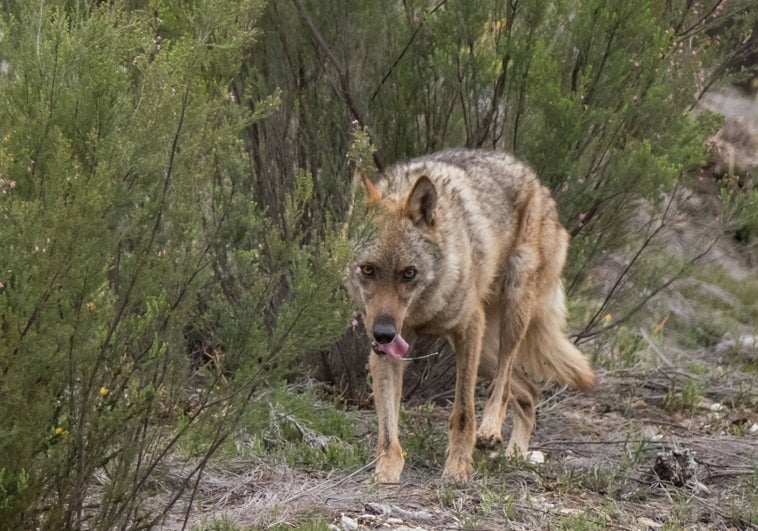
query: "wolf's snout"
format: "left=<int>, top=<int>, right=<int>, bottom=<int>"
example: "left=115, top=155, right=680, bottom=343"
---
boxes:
left=372, top=319, right=397, bottom=345
left=370, top=315, right=409, bottom=359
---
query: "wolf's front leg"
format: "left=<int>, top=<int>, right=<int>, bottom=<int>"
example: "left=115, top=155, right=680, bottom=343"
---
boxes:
left=368, top=352, right=407, bottom=483
left=444, top=308, right=485, bottom=483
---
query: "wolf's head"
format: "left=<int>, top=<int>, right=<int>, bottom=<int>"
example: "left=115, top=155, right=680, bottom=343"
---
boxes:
left=346, top=174, right=442, bottom=358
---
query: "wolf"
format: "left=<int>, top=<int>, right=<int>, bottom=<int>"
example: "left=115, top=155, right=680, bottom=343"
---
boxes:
left=345, top=149, right=594, bottom=483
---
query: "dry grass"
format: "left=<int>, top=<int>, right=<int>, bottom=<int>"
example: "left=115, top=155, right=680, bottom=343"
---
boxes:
left=147, top=358, right=757, bottom=530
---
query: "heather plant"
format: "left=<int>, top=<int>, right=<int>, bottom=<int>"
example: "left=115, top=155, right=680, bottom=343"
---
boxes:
left=357, top=1, right=750, bottom=333
left=0, top=1, right=347, bottom=528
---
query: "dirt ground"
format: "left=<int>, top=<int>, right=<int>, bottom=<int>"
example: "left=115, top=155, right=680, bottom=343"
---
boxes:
left=170, top=349, right=758, bottom=530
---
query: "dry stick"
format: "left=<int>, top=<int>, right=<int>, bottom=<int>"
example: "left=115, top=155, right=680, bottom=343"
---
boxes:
left=574, top=184, right=680, bottom=341
left=278, top=453, right=383, bottom=507
left=574, top=183, right=720, bottom=343
left=291, top=0, right=383, bottom=171
left=370, top=0, right=449, bottom=105
left=639, top=328, right=675, bottom=368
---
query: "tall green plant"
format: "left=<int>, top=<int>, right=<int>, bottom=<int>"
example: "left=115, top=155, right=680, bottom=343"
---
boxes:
left=258, top=0, right=754, bottom=254
left=248, top=0, right=755, bottom=395
left=0, top=1, right=348, bottom=528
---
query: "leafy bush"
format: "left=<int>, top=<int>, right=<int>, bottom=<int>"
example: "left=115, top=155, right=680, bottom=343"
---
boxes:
left=0, top=1, right=348, bottom=528
left=0, top=0, right=755, bottom=525
left=252, top=0, right=755, bottom=396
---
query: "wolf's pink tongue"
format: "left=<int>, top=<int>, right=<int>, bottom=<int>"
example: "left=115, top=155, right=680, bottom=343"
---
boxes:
left=382, top=334, right=409, bottom=359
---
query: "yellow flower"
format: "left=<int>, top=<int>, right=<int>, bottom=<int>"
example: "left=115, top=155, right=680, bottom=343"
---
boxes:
left=54, top=427, right=69, bottom=437
left=99, top=386, right=109, bottom=396
left=84, top=302, right=96, bottom=311
left=602, top=313, right=612, bottom=325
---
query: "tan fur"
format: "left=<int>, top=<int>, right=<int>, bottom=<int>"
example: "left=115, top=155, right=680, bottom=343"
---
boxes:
left=345, top=149, right=594, bottom=483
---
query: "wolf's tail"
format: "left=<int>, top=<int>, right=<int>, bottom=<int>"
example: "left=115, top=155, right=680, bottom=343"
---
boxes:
left=518, top=283, right=595, bottom=390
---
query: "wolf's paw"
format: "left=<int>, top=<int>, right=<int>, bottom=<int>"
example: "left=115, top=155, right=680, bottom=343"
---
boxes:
left=375, top=449, right=404, bottom=484
left=375, top=467, right=402, bottom=484
left=475, top=431, right=503, bottom=450
left=442, top=456, right=473, bottom=484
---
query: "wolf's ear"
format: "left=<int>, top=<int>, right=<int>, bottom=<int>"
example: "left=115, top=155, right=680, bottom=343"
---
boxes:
left=406, top=175, right=437, bottom=227
left=357, top=172, right=382, bottom=203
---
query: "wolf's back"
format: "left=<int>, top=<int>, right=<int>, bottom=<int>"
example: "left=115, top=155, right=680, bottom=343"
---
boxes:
left=380, top=149, right=538, bottom=251
left=381, top=149, right=537, bottom=211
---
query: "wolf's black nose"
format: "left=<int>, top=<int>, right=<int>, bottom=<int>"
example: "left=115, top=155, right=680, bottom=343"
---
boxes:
left=372, top=321, right=396, bottom=345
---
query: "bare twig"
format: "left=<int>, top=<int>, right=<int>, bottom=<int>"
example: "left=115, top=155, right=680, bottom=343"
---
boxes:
left=291, top=0, right=383, bottom=171
left=639, top=328, right=675, bottom=368
left=573, top=183, right=722, bottom=343
left=370, top=0, right=449, bottom=105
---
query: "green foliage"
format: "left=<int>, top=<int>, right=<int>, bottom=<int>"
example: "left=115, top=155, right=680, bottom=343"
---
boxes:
left=727, top=469, right=758, bottom=527
left=658, top=263, right=758, bottom=354
left=554, top=511, right=607, bottom=530
left=267, top=519, right=333, bottom=531
left=0, top=1, right=348, bottom=528
left=402, top=404, right=446, bottom=472
left=663, top=377, right=706, bottom=414
left=250, top=0, right=756, bottom=344
left=239, top=382, right=367, bottom=471
left=191, top=519, right=244, bottom=531
left=0, top=0, right=756, bottom=526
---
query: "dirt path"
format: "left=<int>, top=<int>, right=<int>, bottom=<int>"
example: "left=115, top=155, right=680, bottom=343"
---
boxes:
left=165, top=360, right=757, bottom=530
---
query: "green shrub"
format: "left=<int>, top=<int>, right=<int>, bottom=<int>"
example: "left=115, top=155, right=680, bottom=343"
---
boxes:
left=0, top=2, right=348, bottom=528
left=251, top=0, right=756, bottom=391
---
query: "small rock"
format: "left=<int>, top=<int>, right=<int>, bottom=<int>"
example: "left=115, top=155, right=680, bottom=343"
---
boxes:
left=709, top=402, right=724, bottom=412
left=718, top=335, right=758, bottom=358
left=640, top=425, right=660, bottom=440
left=749, top=423, right=758, bottom=434
left=654, top=448, right=698, bottom=487
left=339, top=514, right=358, bottom=531
left=527, top=450, right=545, bottom=464
left=736, top=335, right=758, bottom=354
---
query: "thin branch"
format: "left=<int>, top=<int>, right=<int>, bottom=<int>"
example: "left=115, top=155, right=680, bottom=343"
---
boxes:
left=370, top=0, right=449, bottom=105
left=573, top=184, right=681, bottom=342
left=474, top=0, right=518, bottom=147
left=291, top=0, right=383, bottom=171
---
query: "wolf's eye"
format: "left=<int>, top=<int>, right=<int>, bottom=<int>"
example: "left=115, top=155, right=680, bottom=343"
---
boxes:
left=401, top=268, right=417, bottom=281
left=359, top=265, right=375, bottom=277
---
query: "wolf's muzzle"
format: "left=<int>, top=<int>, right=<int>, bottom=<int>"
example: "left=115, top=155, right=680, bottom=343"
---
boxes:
left=372, top=318, right=397, bottom=346
left=370, top=340, right=386, bottom=355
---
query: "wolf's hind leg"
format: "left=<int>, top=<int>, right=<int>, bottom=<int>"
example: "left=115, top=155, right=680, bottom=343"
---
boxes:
left=476, top=247, right=537, bottom=450
left=368, top=352, right=407, bottom=483
left=475, top=310, right=507, bottom=449
left=504, top=368, right=539, bottom=457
